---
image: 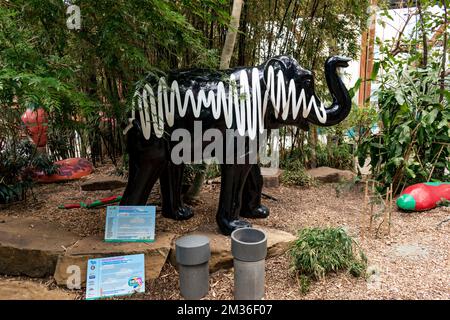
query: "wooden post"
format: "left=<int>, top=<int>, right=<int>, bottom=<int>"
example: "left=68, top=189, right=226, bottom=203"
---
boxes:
left=358, top=29, right=368, bottom=107
left=362, top=180, right=369, bottom=239
left=388, top=183, right=393, bottom=235
left=384, top=187, right=390, bottom=236
left=369, top=181, right=375, bottom=233
left=358, top=0, right=377, bottom=107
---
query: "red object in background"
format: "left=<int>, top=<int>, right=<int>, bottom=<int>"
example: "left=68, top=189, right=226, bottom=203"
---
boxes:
left=21, top=108, right=48, bottom=147
left=34, top=158, right=93, bottom=183
left=397, top=182, right=450, bottom=211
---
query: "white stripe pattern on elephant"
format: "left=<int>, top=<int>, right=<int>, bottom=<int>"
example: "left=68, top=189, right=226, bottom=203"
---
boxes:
left=125, top=66, right=327, bottom=140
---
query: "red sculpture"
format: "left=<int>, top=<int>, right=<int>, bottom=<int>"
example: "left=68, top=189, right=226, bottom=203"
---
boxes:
left=397, top=182, right=450, bottom=211
left=21, top=108, right=48, bottom=147
left=34, top=158, right=93, bottom=183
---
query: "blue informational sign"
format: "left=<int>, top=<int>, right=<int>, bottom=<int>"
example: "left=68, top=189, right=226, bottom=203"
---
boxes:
left=85, top=254, right=145, bottom=300
left=105, top=206, right=155, bottom=242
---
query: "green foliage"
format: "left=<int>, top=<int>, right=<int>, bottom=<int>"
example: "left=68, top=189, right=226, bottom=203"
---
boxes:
left=0, top=10, right=86, bottom=119
left=0, top=0, right=373, bottom=196
left=289, top=227, right=367, bottom=294
left=182, top=162, right=220, bottom=191
left=0, top=0, right=229, bottom=166
left=205, top=163, right=221, bottom=179
left=316, top=142, right=354, bottom=170
left=184, top=162, right=222, bottom=183
left=356, top=3, right=450, bottom=193
left=312, top=82, right=378, bottom=172
left=340, top=103, right=378, bottom=144
left=280, top=159, right=314, bottom=187
left=236, top=0, right=370, bottom=89
left=279, top=132, right=312, bottom=169
left=439, top=198, right=450, bottom=207
left=256, top=0, right=371, bottom=170
left=279, top=77, right=376, bottom=173
left=0, top=140, right=57, bottom=204
left=0, top=0, right=231, bottom=198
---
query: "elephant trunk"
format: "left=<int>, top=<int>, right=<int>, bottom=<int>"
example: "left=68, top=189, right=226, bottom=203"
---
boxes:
left=308, top=56, right=352, bottom=127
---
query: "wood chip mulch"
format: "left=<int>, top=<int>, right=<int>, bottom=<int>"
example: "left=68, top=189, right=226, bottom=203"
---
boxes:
left=1, top=165, right=449, bottom=300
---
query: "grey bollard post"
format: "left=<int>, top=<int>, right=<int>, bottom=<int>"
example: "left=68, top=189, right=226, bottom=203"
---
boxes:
left=231, top=228, right=267, bottom=300
left=175, top=235, right=210, bottom=300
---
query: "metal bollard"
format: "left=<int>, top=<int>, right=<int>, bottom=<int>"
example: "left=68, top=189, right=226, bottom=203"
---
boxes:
left=175, top=235, right=210, bottom=299
left=231, top=228, right=267, bottom=300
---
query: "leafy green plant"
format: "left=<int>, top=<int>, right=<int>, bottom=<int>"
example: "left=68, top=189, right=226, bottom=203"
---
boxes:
left=0, top=0, right=229, bottom=168
left=182, top=163, right=221, bottom=202
left=289, top=227, right=367, bottom=294
left=205, top=163, right=221, bottom=180
left=357, top=2, right=449, bottom=194
left=316, top=142, right=354, bottom=170
left=0, top=140, right=58, bottom=204
left=280, top=159, right=314, bottom=187
left=344, top=104, right=379, bottom=148
left=1, top=0, right=373, bottom=188
left=438, top=198, right=450, bottom=208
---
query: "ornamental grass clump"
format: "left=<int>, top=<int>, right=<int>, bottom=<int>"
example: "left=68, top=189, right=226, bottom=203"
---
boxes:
left=289, top=227, right=367, bottom=294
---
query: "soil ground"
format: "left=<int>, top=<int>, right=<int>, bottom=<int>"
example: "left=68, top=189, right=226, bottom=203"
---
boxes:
left=0, top=164, right=449, bottom=300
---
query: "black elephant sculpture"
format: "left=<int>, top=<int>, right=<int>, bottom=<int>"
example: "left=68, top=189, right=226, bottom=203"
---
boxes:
left=120, top=55, right=352, bottom=235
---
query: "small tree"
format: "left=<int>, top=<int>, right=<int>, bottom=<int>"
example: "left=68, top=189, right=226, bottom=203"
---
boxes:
left=357, top=2, right=450, bottom=194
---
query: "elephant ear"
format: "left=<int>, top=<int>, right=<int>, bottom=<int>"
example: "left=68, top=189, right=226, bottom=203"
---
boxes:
left=262, top=56, right=290, bottom=88
left=264, top=57, right=287, bottom=75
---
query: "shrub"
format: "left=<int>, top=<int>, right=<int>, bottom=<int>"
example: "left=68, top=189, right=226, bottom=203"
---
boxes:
left=356, top=3, right=450, bottom=194
left=280, top=159, right=314, bottom=187
left=0, top=140, right=57, bottom=204
left=316, top=142, right=354, bottom=171
left=289, top=227, right=367, bottom=294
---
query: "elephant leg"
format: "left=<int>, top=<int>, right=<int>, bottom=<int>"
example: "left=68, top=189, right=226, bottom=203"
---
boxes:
left=240, top=164, right=270, bottom=219
left=120, top=129, right=140, bottom=204
left=160, top=162, right=193, bottom=220
left=120, top=139, right=167, bottom=206
left=216, top=164, right=252, bottom=235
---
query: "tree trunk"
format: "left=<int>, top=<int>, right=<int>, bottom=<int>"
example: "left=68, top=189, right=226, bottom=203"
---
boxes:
left=185, top=0, right=244, bottom=203
left=220, top=0, right=244, bottom=70
left=309, top=127, right=318, bottom=168
left=417, top=0, right=428, bottom=68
